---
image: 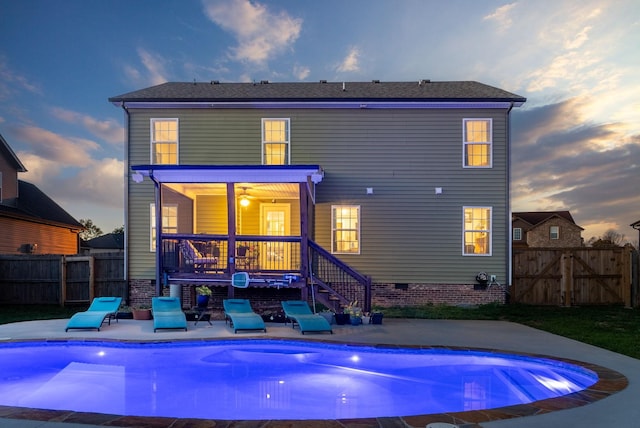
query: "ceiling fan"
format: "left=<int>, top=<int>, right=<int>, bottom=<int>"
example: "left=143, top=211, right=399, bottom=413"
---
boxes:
left=238, top=186, right=255, bottom=207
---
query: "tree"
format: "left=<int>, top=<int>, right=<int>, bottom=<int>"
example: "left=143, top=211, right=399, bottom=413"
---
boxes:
left=79, top=219, right=103, bottom=241
left=587, top=229, right=626, bottom=248
left=112, top=225, right=124, bottom=234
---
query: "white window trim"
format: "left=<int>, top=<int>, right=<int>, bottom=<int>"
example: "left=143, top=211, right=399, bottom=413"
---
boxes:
left=331, top=204, right=361, bottom=255
left=261, top=118, right=290, bottom=165
left=150, top=203, right=178, bottom=251
left=150, top=118, right=179, bottom=165
left=462, top=118, right=493, bottom=168
left=513, top=227, right=522, bottom=241
left=550, top=226, right=560, bottom=240
left=463, top=206, right=492, bottom=256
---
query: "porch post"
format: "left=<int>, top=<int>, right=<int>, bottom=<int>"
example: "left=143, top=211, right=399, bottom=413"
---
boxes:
left=299, top=183, right=310, bottom=302
left=227, top=182, right=236, bottom=298
left=152, top=176, right=162, bottom=296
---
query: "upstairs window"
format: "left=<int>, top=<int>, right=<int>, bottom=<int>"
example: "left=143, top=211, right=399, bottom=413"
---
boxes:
left=550, top=226, right=560, bottom=240
left=332, top=205, right=360, bottom=254
left=513, top=227, right=522, bottom=241
left=150, top=203, right=178, bottom=251
left=463, top=207, right=492, bottom=255
left=151, top=119, right=178, bottom=164
left=463, top=119, right=492, bottom=167
left=262, top=118, right=289, bottom=165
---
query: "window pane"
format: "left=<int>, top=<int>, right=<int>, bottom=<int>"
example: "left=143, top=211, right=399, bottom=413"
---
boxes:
left=463, top=119, right=492, bottom=167
left=463, top=207, right=491, bottom=255
left=263, top=119, right=289, bottom=165
left=332, top=206, right=360, bottom=254
left=465, top=143, right=490, bottom=167
left=465, top=120, right=490, bottom=142
left=151, top=119, right=178, bottom=165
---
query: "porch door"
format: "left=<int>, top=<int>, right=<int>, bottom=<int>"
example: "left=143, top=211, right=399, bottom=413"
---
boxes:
left=260, top=204, right=291, bottom=270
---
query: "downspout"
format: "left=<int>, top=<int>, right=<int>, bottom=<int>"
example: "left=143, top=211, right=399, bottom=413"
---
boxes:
left=506, top=101, right=515, bottom=302
left=120, top=102, right=130, bottom=298
left=149, top=172, right=162, bottom=296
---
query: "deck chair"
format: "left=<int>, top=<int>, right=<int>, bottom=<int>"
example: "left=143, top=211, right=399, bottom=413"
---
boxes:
left=180, top=240, right=218, bottom=272
left=281, top=300, right=333, bottom=335
left=65, top=297, right=122, bottom=332
left=152, top=297, right=187, bottom=332
left=223, top=299, right=267, bottom=333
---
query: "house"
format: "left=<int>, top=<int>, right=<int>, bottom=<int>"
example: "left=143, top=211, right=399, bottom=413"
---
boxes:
left=512, top=211, right=584, bottom=248
left=109, top=80, right=526, bottom=310
left=81, top=232, right=125, bottom=255
left=0, top=133, right=83, bottom=255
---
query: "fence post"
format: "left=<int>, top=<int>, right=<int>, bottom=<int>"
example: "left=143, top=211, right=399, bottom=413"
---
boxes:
left=560, top=251, right=573, bottom=306
left=60, top=256, right=66, bottom=307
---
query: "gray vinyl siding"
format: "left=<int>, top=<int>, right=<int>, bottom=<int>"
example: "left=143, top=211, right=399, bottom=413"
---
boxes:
left=127, top=107, right=510, bottom=284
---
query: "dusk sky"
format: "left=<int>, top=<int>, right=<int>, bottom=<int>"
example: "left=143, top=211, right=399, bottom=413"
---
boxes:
left=1, top=0, right=638, bottom=242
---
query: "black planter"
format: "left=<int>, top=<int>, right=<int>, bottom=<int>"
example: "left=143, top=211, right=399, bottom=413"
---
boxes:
left=370, top=312, right=384, bottom=324
left=196, top=295, right=210, bottom=308
left=334, top=313, right=350, bottom=325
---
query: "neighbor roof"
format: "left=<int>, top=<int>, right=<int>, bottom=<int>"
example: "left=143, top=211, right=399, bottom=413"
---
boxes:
left=0, top=180, right=83, bottom=229
left=85, top=232, right=124, bottom=250
left=110, top=80, right=526, bottom=104
left=513, top=211, right=583, bottom=229
left=0, top=133, right=27, bottom=172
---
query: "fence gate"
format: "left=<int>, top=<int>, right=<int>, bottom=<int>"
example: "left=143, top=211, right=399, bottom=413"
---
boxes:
left=512, top=247, right=633, bottom=306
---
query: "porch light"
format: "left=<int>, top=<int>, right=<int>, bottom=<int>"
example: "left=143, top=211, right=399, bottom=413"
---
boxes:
left=240, top=196, right=250, bottom=207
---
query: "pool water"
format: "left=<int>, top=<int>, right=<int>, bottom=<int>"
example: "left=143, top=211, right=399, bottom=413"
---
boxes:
left=0, top=340, right=597, bottom=420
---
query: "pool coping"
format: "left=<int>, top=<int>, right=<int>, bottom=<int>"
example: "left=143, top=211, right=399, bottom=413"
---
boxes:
left=0, top=337, right=629, bottom=428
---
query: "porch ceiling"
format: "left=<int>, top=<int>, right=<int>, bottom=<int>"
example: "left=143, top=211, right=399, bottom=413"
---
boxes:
left=131, top=164, right=324, bottom=184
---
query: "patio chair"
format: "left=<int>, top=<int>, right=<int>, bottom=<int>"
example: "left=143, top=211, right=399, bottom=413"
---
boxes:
left=151, top=297, right=187, bottom=332
left=180, top=240, right=218, bottom=272
left=65, top=296, right=122, bottom=332
left=281, top=300, right=333, bottom=335
left=223, top=299, right=267, bottom=333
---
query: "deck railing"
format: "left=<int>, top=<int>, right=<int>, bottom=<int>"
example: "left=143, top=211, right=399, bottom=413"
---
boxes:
left=161, top=234, right=301, bottom=275
left=308, top=240, right=372, bottom=312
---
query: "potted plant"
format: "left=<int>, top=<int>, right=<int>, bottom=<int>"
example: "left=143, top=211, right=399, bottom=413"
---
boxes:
left=344, top=301, right=362, bottom=325
left=195, top=285, right=212, bottom=308
left=370, top=311, right=384, bottom=324
left=319, top=309, right=335, bottom=325
left=116, top=305, right=133, bottom=319
left=132, top=305, right=152, bottom=320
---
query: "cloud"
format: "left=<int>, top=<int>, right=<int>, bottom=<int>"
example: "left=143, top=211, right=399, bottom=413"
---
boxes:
left=0, top=57, right=41, bottom=100
left=50, top=107, right=123, bottom=145
left=11, top=125, right=99, bottom=167
left=483, top=2, right=517, bottom=32
left=293, top=64, right=310, bottom=80
left=336, top=47, right=360, bottom=73
left=202, top=0, right=302, bottom=64
left=511, top=99, right=639, bottom=240
left=123, top=48, right=169, bottom=87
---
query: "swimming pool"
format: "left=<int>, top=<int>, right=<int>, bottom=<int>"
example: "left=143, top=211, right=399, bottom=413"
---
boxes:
left=0, top=339, right=597, bottom=420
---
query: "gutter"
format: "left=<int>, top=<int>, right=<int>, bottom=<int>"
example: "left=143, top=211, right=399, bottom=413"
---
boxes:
left=119, top=102, right=130, bottom=289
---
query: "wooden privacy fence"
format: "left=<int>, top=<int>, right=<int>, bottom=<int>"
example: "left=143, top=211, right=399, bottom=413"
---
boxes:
left=512, top=246, right=635, bottom=307
left=0, top=253, right=126, bottom=306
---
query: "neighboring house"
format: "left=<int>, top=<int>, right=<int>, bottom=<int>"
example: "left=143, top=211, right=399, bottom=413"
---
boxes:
left=109, top=80, right=525, bottom=309
left=81, top=232, right=125, bottom=255
left=0, top=133, right=83, bottom=255
left=512, top=211, right=584, bottom=248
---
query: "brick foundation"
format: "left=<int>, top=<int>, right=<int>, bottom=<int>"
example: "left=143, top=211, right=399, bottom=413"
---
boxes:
left=371, top=283, right=506, bottom=307
left=128, top=280, right=506, bottom=313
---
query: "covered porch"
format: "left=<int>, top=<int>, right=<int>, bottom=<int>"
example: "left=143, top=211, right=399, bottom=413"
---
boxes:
left=132, top=164, right=324, bottom=296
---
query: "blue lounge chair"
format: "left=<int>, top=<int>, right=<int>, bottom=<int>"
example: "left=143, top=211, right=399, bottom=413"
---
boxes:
left=223, top=299, right=266, bottom=333
left=65, top=297, right=122, bottom=332
left=152, top=297, right=187, bottom=332
left=281, top=300, right=333, bottom=335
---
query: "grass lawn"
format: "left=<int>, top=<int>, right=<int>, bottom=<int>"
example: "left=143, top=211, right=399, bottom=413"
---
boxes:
left=1, top=303, right=638, bottom=360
